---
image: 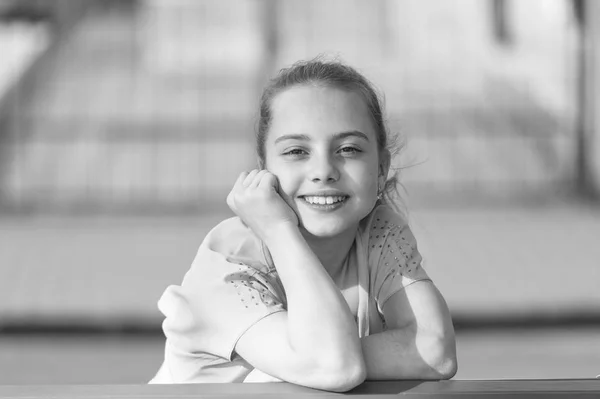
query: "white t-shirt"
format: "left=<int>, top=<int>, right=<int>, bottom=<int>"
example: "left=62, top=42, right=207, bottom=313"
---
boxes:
left=150, top=204, right=431, bottom=383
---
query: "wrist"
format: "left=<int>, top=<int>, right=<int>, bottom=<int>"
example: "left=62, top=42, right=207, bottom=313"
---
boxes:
left=262, top=221, right=300, bottom=245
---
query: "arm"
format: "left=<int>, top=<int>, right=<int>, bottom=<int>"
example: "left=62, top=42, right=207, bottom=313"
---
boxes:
left=228, top=171, right=366, bottom=391
left=235, top=224, right=365, bottom=391
left=361, top=280, right=457, bottom=380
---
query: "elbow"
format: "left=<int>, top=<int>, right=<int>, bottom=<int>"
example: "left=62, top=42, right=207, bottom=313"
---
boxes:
left=305, top=350, right=366, bottom=392
left=283, top=340, right=366, bottom=391
left=427, top=336, right=458, bottom=380
left=318, top=358, right=366, bottom=392
left=434, top=353, right=458, bottom=380
left=299, top=338, right=367, bottom=392
left=335, top=359, right=367, bottom=392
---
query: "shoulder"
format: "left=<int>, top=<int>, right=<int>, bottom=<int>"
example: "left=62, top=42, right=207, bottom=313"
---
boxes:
left=360, top=204, right=420, bottom=272
left=360, top=204, right=409, bottom=242
left=203, top=217, right=260, bottom=252
left=199, top=216, right=271, bottom=270
left=361, top=205, right=430, bottom=310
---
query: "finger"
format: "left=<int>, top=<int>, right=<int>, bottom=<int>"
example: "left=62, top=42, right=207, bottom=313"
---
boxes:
left=231, top=172, right=248, bottom=197
left=228, top=173, right=246, bottom=208
left=243, top=169, right=260, bottom=187
left=258, top=172, right=279, bottom=192
left=234, top=171, right=249, bottom=188
left=249, top=170, right=269, bottom=188
left=226, top=190, right=235, bottom=211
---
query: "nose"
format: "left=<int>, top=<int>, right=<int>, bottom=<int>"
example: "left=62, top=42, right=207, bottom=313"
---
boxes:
left=309, top=153, right=340, bottom=183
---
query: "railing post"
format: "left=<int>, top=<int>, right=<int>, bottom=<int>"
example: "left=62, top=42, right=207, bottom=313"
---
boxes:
left=576, top=0, right=600, bottom=198
left=257, top=0, right=279, bottom=89
left=491, top=0, right=512, bottom=46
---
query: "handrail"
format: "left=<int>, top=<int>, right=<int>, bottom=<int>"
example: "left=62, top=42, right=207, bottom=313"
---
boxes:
left=0, top=379, right=599, bottom=398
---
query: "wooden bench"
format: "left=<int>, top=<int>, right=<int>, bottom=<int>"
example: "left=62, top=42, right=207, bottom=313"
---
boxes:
left=0, top=379, right=599, bottom=398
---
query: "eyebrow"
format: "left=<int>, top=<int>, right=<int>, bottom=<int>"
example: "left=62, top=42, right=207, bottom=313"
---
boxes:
left=274, top=130, right=370, bottom=144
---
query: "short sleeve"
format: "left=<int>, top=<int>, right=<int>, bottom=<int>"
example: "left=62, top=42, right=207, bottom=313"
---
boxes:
left=367, top=207, right=432, bottom=314
left=157, top=218, right=286, bottom=364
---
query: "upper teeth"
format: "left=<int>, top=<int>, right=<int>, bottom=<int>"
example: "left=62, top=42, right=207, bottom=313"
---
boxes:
left=304, top=196, right=345, bottom=205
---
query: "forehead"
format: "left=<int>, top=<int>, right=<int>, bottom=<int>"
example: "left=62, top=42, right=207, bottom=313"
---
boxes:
left=268, top=85, right=376, bottom=141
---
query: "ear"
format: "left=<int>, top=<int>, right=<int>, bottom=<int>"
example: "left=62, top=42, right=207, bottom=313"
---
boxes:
left=378, top=149, right=391, bottom=185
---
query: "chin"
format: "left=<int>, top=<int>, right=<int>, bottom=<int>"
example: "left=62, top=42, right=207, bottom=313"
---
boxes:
left=302, top=225, right=344, bottom=238
left=299, top=217, right=354, bottom=238
left=294, top=201, right=369, bottom=239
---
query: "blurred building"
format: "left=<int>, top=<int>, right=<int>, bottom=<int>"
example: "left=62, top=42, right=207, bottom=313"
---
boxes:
left=0, top=0, right=589, bottom=213
left=1, top=1, right=599, bottom=384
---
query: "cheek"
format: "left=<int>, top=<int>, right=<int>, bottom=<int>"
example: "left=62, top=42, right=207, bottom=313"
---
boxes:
left=265, top=165, right=299, bottom=197
left=349, top=163, right=378, bottom=193
left=277, top=177, right=296, bottom=199
left=365, top=174, right=379, bottom=197
left=276, top=173, right=302, bottom=211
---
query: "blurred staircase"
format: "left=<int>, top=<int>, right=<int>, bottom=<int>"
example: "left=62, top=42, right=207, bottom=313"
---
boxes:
left=0, top=0, right=577, bottom=215
left=0, top=1, right=259, bottom=214
left=0, top=1, right=596, bottom=332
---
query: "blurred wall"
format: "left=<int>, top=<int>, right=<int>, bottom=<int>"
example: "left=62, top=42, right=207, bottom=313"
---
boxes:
left=0, top=0, right=581, bottom=214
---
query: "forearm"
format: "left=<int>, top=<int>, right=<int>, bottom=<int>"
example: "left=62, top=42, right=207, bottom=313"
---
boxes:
left=361, top=327, right=457, bottom=380
left=264, top=225, right=363, bottom=365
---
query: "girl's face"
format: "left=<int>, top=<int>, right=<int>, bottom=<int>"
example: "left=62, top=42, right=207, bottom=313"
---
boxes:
left=264, top=85, right=388, bottom=238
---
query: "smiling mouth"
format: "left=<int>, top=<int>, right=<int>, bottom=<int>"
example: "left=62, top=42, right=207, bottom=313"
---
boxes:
left=300, top=195, right=348, bottom=206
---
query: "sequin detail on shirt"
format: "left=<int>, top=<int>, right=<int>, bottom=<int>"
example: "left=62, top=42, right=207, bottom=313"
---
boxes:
left=226, top=263, right=287, bottom=310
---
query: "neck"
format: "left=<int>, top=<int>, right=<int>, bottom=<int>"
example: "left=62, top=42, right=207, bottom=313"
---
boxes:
left=300, top=226, right=357, bottom=278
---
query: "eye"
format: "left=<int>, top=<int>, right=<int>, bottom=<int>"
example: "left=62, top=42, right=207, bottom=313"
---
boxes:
left=338, top=146, right=362, bottom=156
left=282, top=148, right=307, bottom=157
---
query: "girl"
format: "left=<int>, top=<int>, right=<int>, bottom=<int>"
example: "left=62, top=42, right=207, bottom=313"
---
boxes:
left=150, top=58, right=457, bottom=391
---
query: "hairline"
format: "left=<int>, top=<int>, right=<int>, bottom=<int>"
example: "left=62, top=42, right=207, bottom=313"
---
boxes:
left=264, top=81, right=384, bottom=148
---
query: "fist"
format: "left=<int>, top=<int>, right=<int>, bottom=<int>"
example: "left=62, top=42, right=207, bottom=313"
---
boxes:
left=226, top=169, right=298, bottom=241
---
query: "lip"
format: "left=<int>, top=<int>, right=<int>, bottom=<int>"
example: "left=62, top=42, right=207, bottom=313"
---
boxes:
left=298, top=190, right=349, bottom=198
left=300, top=199, right=346, bottom=212
left=297, top=191, right=349, bottom=211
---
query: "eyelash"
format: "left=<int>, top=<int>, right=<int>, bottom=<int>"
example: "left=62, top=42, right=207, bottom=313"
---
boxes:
left=339, top=146, right=361, bottom=155
left=282, top=146, right=362, bottom=158
left=283, top=148, right=307, bottom=157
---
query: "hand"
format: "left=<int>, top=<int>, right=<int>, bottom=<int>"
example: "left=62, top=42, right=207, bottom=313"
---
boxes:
left=227, top=169, right=298, bottom=242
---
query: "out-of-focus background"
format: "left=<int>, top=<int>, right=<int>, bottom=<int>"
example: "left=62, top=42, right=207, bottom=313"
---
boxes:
left=0, top=0, right=599, bottom=384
